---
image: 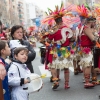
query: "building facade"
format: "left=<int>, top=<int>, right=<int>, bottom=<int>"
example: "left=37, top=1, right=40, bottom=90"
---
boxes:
left=0, top=0, right=27, bottom=27
left=62, top=0, right=87, bottom=5
left=0, top=0, right=9, bottom=27
left=9, top=0, right=19, bottom=27
left=24, top=2, right=36, bottom=28
left=35, top=6, right=44, bottom=18
left=17, top=0, right=25, bottom=26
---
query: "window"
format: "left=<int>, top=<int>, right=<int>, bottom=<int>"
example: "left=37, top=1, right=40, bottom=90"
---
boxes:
left=27, top=19, right=30, bottom=23
left=27, top=14, right=30, bottom=18
left=20, top=20, right=22, bottom=24
left=26, top=4, right=29, bottom=8
left=13, top=6, right=15, bottom=9
left=27, top=9, right=29, bottom=13
left=19, top=10, right=21, bottom=12
left=18, top=4, right=21, bottom=7
left=19, top=14, right=22, bottom=18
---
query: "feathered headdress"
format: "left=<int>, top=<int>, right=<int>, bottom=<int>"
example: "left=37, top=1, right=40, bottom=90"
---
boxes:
left=95, top=7, right=100, bottom=17
left=93, top=7, right=100, bottom=21
left=76, top=5, right=90, bottom=18
left=42, top=2, right=72, bottom=25
left=28, top=26, right=36, bottom=32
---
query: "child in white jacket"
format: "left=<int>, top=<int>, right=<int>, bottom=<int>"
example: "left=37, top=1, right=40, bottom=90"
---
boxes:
left=8, top=47, right=31, bottom=100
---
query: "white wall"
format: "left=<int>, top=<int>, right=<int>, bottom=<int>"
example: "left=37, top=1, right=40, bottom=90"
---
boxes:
left=91, top=0, right=95, bottom=6
left=29, top=4, right=36, bottom=19
left=24, top=2, right=36, bottom=28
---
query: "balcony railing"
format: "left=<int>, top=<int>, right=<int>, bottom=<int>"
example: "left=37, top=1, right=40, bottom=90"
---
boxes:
left=18, top=6, right=23, bottom=9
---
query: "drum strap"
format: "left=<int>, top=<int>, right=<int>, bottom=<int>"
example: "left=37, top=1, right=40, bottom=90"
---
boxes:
left=10, top=63, right=21, bottom=77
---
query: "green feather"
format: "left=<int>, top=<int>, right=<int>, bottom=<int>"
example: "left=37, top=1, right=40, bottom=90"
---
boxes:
left=45, top=11, right=48, bottom=15
left=84, top=3, right=90, bottom=10
left=60, top=1, right=63, bottom=10
left=48, top=8, right=53, bottom=12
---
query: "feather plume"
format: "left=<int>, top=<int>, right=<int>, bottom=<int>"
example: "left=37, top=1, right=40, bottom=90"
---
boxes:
left=95, top=7, right=100, bottom=16
left=41, top=2, right=73, bottom=25
left=76, top=5, right=89, bottom=18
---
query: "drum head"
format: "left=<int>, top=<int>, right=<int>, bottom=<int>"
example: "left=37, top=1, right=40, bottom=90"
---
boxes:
left=27, top=73, right=43, bottom=93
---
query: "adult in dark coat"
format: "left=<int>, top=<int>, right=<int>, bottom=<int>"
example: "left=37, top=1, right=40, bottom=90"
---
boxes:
left=10, top=25, right=36, bottom=73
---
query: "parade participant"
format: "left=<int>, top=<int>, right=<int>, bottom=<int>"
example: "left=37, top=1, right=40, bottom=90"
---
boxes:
left=0, top=21, right=7, bottom=40
left=73, top=5, right=93, bottom=76
left=0, top=40, right=11, bottom=100
left=28, top=26, right=35, bottom=36
left=28, top=26, right=37, bottom=47
left=90, top=18, right=98, bottom=82
left=91, top=8, right=100, bottom=84
left=42, top=2, right=75, bottom=90
left=39, top=28, right=60, bottom=82
left=78, top=16, right=100, bottom=88
left=38, top=27, right=55, bottom=83
left=73, top=16, right=86, bottom=75
left=10, top=25, right=36, bottom=73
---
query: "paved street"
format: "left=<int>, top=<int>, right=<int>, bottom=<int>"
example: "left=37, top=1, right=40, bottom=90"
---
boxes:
left=29, top=43, right=100, bottom=100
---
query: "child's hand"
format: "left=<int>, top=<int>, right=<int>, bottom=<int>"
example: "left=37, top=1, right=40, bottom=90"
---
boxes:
left=24, top=77, right=31, bottom=84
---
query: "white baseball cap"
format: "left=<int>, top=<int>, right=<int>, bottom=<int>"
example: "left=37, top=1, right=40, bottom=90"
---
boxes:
left=9, top=40, right=26, bottom=49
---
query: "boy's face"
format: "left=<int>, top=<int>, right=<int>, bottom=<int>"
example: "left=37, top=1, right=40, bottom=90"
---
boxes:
left=2, top=43, right=11, bottom=57
left=14, top=50, right=28, bottom=63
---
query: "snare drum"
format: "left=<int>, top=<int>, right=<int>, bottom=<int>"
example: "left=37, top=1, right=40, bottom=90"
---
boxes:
left=27, top=73, right=43, bottom=93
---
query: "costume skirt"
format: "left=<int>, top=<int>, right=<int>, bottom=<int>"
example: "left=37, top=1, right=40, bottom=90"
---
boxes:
left=79, top=52, right=93, bottom=67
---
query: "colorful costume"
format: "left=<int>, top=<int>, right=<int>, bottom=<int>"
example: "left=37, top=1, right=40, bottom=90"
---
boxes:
left=79, top=26, right=94, bottom=67
left=47, top=26, right=73, bottom=69
left=41, top=2, right=77, bottom=90
left=76, top=5, right=100, bottom=87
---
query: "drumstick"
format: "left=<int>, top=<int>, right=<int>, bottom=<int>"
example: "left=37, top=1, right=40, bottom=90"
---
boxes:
left=30, top=74, right=47, bottom=81
left=31, top=77, right=42, bottom=81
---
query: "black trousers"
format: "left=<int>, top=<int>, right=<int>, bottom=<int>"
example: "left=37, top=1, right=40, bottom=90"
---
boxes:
left=26, top=62, right=34, bottom=73
left=93, top=48, right=100, bottom=68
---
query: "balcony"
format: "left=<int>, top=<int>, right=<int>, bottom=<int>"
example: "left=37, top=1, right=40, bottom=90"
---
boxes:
left=18, top=10, right=24, bottom=14
left=19, top=14, right=24, bottom=19
left=18, top=1, right=23, bottom=4
left=18, top=3, right=23, bottom=9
